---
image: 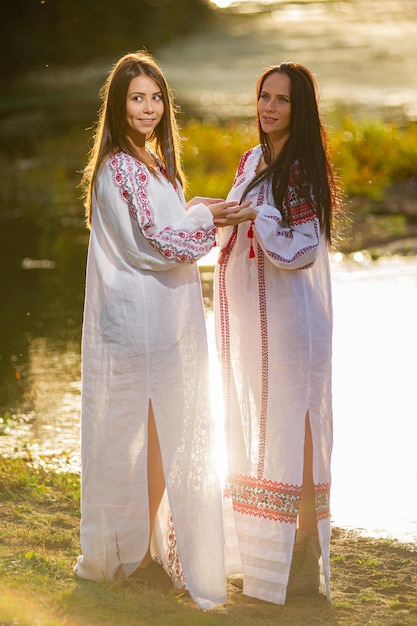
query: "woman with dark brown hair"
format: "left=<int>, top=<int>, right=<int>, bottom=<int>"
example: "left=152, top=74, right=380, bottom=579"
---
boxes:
left=214, top=62, right=341, bottom=605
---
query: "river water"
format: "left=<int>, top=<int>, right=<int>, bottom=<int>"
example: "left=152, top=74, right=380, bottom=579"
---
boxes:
left=205, top=252, right=417, bottom=544
left=0, top=0, right=416, bottom=544
left=159, top=0, right=417, bottom=120
left=330, top=254, right=417, bottom=543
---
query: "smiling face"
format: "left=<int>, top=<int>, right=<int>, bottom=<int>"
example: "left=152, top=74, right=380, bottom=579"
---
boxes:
left=257, top=71, right=291, bottom=144
left=125, top=74, right=164, bottom=147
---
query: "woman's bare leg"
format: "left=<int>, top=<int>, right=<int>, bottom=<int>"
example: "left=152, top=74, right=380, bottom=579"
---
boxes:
left=298, top=412, right=318, bottom=535
left=140, top=400, right=166, bottom=567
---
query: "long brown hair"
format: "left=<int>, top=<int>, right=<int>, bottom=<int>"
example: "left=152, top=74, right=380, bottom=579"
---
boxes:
left=241, top=62, right=341, bottom=243
left=81, top=50, right=185, bottom=228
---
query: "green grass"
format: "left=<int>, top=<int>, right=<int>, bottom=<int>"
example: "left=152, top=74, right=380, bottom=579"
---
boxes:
left=1, top=456, right=417, bottom=625
left=357, top=558, right=380, bottom=569
left=181, top=119, right=257, bottom=200
left=0, top=458, right=226, bottom=625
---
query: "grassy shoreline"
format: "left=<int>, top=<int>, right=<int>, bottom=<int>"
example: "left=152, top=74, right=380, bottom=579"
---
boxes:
left=1, top=456, right=416, bottom=626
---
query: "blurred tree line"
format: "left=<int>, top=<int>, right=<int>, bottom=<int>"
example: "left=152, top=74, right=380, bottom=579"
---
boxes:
left=0, top=0, right=213, bottom=85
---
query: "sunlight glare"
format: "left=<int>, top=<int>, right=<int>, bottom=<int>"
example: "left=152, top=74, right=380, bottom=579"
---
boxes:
left=210, top=0, right=284, bottom=7
left=210, top=0, right=234, bottom=7
left=206, top=310, right=228, bottom=488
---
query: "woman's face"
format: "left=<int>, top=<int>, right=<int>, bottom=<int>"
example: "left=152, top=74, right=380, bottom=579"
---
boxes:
left=125, top=74, right=164, bottom=145
left=258, top=72, right=291, bottom=142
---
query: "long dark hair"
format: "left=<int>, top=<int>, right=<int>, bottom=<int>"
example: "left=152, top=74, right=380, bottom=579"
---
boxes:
left=241, top=62, right=340, bottom=243
left=81, top=50, right=185, bottom=227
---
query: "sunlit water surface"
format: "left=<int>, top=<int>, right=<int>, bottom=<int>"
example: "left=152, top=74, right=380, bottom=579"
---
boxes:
left=205, top=253, right=417, bottom=544
left=330, top=254, right=417, bottom=543
left=159, top=0, right=417, bottom=120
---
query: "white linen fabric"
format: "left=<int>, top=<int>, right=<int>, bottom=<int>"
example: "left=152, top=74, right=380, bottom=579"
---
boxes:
left=214, top=145, right=333, bottom=605
left=74, top=152, right=226, bottom=609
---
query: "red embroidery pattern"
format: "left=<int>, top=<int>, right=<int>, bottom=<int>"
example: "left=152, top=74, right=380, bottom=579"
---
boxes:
left=225, top=474, right=301, bottom=523
left=262, top=213, right=320, bottom=266
left=109, top=153, right=216, bottom=262
left=218, top=150, right=330, bottom=526
left=256, top=245, right=268, bottom=479
left=315, top=482, right=331, bottom=520
left=225, top=475, right=330, bottom=522
left=218, top=226, right=237, bottom=265
left=166, top=512, right=187, bottom=588
left=217, top=232, right=236, bottom=439
left=257, top=182, right=266, bottom=206
left=284, top=162, right=317, bottom=226
left=232, top=149, right=253, bottom=188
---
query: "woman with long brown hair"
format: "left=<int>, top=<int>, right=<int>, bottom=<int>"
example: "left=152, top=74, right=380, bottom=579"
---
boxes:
left=215, top=62, right=341, bottom=604
left=74, top=50, right=254, bottom=608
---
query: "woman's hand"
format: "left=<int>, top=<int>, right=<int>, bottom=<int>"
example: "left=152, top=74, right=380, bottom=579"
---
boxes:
left=186, top=196, right=224, bottom=209
left=209, top=200, right=257, bottom=226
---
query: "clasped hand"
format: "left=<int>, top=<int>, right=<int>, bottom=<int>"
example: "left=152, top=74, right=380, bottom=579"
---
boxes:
left=187, top=197, right=257, bottom=226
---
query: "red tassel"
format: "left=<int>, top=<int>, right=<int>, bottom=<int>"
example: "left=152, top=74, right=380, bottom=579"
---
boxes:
left=247, top=220, right=255, bottom=259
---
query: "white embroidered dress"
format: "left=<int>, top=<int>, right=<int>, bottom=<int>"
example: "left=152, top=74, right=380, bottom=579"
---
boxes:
left=74, top=152, right=226, bottom=609
left=214, top=146, right=333, bottom=605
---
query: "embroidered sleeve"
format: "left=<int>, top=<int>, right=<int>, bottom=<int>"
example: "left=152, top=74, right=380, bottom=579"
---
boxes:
left=109, top=153, right=216, bottom=263
left=254, top=163, right=320, bottom=270
left=283, top=162, right=317, bottom=226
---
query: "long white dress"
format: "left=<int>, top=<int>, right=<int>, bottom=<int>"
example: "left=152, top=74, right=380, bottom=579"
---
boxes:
left=74, top=152, right=226, bottom=609
left=214, top=146, right=333, bottom=605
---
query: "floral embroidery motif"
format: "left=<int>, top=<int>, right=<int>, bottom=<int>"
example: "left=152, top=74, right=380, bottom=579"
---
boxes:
left=315, top=483, right=331, bottom=520
left=225, top=474, right=301, bottom=523
left=109, top=153, right=215, bottom=263
left=225, top=475, right=331, bottom=522
left=166, top=511, right=187, bottom=588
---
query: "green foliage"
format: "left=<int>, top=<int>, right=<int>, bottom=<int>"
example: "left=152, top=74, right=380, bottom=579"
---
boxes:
left=182, top=120, right=257, bottom=200
left=181, top=117, right=417, bottom=204
left=0, top=112, right=415, bottom=261
left=1, top=113, right=415, bottom=221
left=329, top=117, right=417, bottom=201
